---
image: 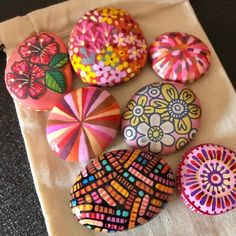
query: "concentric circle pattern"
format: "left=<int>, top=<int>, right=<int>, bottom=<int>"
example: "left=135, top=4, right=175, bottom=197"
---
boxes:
left=177, top=144, right=236, bottom=215
left=46, top=87, right=121, bottom=162
left=149, top=32, right=211, bottom=83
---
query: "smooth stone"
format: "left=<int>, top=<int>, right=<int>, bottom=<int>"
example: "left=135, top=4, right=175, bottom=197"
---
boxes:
left=70, top=149, right=174, bottom=232
left=5, top=32, right=73, bottom=111
left=149, top=32, right=211, bottom=83
left=69, top=7, right=148, bottom=87
left=177, top=144, right=236, bottom=215
left=46, top=87, right=121, bottom=162
left=121, top=81, right=201, bottom=155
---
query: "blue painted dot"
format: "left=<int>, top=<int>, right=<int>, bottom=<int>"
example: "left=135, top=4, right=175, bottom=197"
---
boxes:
left=71, top=200, right=77, bottom=207
left=137, top=157, right=142, bottom=162
left=82, top=179, right=88, bottom=184
left=116, top=210, right=121, bottom=216
left=122, top=211, right=129, bottom=217
left=129, top=176, right=135, bottom=182
left=106, top=165, right=112, bottom=171
left=142, top=160, right=147, bottom=165
left=157, top=164, right=163, bottom=169
left=138, top=190, right=144, bottom=197
left=102, top=160, right=107, bottom=165
left=123, top=172, right=129, bottom=177
left=88, top=176, right=94, bottom=181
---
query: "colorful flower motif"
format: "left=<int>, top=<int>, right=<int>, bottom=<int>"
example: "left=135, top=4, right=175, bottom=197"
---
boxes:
left=113, top=33, right=127, bottom=47
left=137, top=114, right=174, bottom=153
left=126, top=32, right=138, bottom=45
left=71, top=55, right=82, bottom=72
left=104, top=52, right=119, bottom=67
left=128, top=46, right=141, bottom=60
left=80, top=65, right=96, bottom=83
left=19, top=33, right=57, bottom=65
left=137, top=39, right=147, bottom=54
left=123, top=95, right=154, bottom=126
left=6, top=61, right=45, bottom=99
left=92, top=61, right=111, bottom=78
left=151, top=83, right=201, bottom=134
left=100, top=8, right=123, bottom=24
left=109, top=68, right=127, bottom=84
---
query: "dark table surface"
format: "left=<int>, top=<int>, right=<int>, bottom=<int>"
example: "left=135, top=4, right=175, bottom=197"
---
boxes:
left=0, top=1, right=235, bottom=235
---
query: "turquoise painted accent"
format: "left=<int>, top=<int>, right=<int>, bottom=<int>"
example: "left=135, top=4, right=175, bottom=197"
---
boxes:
left=122, top=211, right=129, bottom=217
left=157, top=164, right=163, bottom=169
left=137, top=157, right=142, bottom=162
left=138, top=190, right=144, bottom=197
left=71, top=200, right=77, bottom=207
left=123, top=172, right=129, bottom=177
left=142, top=159, right=147, bottom=165
left=88, top=176, right=94, bottom=181
left=154, top=169, right=159, bottom=174
left=102, top=160, right=107, bottom=165
left=82, top=179, right=88, bottom=184
left=106, top=165, right=112, bottom=171
left=116, top=210, right=121, bottom=216
left=129, top=176, right=135, bottom=182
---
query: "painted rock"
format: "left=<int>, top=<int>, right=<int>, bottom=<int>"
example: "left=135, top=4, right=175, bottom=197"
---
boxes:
left=5, top=32, right=73, bottom=111
left=70, top=149, right=174, bottom=232
left=149, top=32, right=211, bottom=83
left=177, top=144, right=236, bottom=215
left=69, top=7, right=148, bottom=87
left=121, top=81, right=201, bottom=155
left=46, top=87, right=121, bottom=162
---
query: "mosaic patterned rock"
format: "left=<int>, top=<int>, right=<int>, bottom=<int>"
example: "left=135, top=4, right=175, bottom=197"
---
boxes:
left=5, top=32, right=73, bottom=111
left=70, top=149, right=174, bottom=232
left=149, top=32, right=211, bottom=83
left=121, top=81, right=201, bottom=155
left=46, top=87, right=121, bottom=162
left=177, top=144, right=236, bottom=215
left=69, top=7, right=148, bottom=87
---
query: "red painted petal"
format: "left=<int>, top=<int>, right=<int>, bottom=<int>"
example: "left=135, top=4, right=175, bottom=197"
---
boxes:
left=39, top=33, right=54, bottom=46
left=19, top=45, right=32, bottom=58
left=43, top=42, right=58, bottom=56
left=6, top=73, right=17, bottom=86
left=31, top=65, right=45, bottom=81
left=30, top=53, right=51, bottom=65
left=25, top=35, right=38, bottom=46
left=11, top=61, right=29, bottom=75
left=10, top=82, right=28, bottom=99
left=28, top=81, right=46, bottom=99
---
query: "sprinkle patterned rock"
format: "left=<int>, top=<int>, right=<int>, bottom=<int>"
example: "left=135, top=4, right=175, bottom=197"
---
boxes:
left=121, top=81, right=201, bottom=155
left=46, top=87, right=121, bottom=162
left=177, top=144, right=236, bottom=215
left=69, top=7, right=148, bottom=87
left=5, top=32, right=73, bottom=111
left=70, top=149, right=174, bottom=232
left=149, top=32, right=211, bottom=83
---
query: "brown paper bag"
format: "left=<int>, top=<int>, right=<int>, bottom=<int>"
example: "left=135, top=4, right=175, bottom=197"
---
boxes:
left=1, top=0, right=236, bottom=235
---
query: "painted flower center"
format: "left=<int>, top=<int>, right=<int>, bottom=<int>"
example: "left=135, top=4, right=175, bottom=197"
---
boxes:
left=132, top=105, right=144, bottom=117
left=147, top=126, right=163, bottom=142
left=167, top=99, right=188, bottom=119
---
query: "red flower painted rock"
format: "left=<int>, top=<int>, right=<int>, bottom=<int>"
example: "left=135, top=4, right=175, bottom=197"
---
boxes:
left=5, top=32, right=73, bottom=111
left=70, top=149, right=174, bottom=232
left=121, top=81, right=201, bottom=155
left=177, top=144, right=236, bottom=215
left=149, top=32, right=211, bottom=83
left=46, top=87, right=121, bottom=162
left=69, top=7, right=148, bottom=87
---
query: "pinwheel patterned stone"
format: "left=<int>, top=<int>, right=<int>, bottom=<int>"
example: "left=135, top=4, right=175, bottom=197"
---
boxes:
left=69, top=7, right=148, bottom=86
left=5, top=32, right=73, bottom=111
left=70, top=149, right=174, bottom=232
left=177, top=144, right=236, bottom=215
left=121, top=81, right=201, bottom=155
left=149, top=32, right=211, bottom=83
left=46, top=87, right=121, bottom=162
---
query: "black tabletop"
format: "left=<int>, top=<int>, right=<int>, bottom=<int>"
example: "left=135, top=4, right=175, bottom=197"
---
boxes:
left=0, top=1, right=235, bottom=235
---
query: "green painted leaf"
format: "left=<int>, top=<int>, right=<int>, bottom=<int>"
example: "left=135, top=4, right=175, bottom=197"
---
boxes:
left=45, top=71, right=66, bottom=93
left=49, top=53, right=69, bottom=68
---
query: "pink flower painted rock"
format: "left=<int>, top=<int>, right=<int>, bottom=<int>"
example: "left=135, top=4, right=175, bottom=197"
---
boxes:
left=69, top=7, right=148, bottom=87
left=177, top=144, right=236, bottom=215
left=149, top=32, right=211, bottom=83
left=46, top=87, right=121, bottom=162
left=5, top=32, right=73, bottom=111
left=70, top=149, right=174, bottom=232
left=121, top=81, right=201, bottom=155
